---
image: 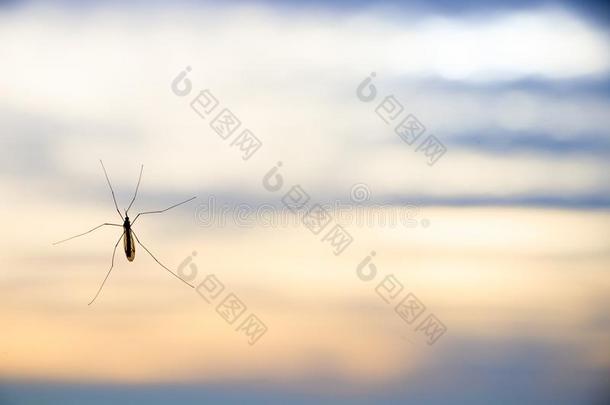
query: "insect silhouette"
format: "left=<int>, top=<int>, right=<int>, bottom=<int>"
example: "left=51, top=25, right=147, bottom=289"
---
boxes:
left=53, top=160, right=196, bottom=305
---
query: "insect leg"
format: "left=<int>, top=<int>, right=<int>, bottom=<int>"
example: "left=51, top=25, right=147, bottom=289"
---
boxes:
left=53, top=223, right=123, bottom=245
left=125, top=164, right=144, bottom=216
left=100, top=159, right=124, bottom=221
left=131, top=196, right=197, bottom=225
left=131, top=231, right=194, bottom=288
left=88, top=230, right=125, bottom=305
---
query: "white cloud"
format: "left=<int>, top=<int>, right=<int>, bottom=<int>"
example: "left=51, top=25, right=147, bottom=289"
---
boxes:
left=0, top=3, right=608, bottom=202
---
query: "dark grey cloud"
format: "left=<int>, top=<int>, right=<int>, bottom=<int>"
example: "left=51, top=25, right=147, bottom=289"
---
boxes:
left=447, top=132, right=610, bottom=156
left=1, top=0, right=608, bottom=27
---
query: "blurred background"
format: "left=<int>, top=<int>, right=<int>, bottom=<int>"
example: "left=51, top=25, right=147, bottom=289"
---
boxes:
left=0, top=0, right=609, bottom=404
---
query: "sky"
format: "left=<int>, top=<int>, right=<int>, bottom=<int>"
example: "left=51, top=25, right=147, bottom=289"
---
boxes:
left=0, top=1, right=608, bottom=207
left=0, top=0, right=609, bottom=404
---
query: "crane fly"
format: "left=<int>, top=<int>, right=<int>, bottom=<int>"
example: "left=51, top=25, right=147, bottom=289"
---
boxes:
left=53, top=160, right=197, bottom=305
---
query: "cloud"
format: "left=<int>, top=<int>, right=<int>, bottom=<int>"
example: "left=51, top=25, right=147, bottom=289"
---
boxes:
left=0, top=2, right=608, bottom=206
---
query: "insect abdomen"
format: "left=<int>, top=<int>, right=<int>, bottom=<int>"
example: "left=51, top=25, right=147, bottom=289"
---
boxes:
left=124, top=228, right=136, bottom=261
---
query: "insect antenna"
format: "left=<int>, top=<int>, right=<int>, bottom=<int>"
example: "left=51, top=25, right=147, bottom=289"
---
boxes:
left=89, top=230, right=125, bottom=305
left=125, top=164, right=144, bottom=216
left=100, top=159, right=124, bottom=221
left=132, top=231, right=195, bottom=288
